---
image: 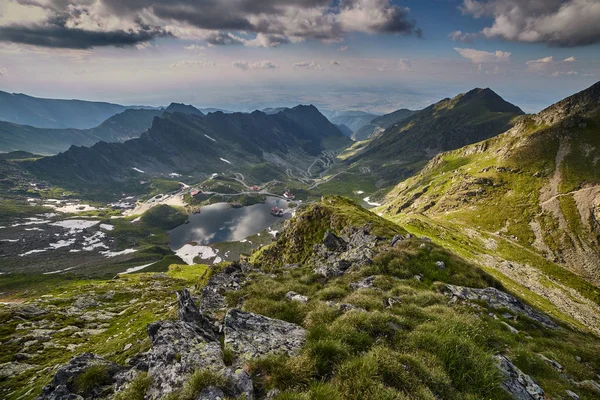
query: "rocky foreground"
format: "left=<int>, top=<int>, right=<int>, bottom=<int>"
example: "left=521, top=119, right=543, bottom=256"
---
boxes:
left=3, top=197, right=600, bottom=400
left=29, top=223, right=599, bottom=399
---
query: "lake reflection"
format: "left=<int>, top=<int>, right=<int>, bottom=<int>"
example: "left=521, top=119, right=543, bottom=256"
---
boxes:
left=168, top=197, right=290, bottom=250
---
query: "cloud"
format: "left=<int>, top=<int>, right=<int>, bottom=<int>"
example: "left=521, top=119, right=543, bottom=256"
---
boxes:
left=233, top=60, right=277, bottom=70
left=525, top=56, right=554, bottom=73
left=330, top=60, right=341, bottom=66
left=0, top=0, right=421, bottom=49
left=448, top=30, right=477, bottom=43
left=551, top=70, right=579, bottom=77
left=184, top=44, right=206, bottom=51
left=454, top=47, right=511, bottom=63
left=169, top=60, right=216, bottom=69
left=461, top=0, right=600, bottom=47
left=563, top=56, right=576, bottom=62
left=294, top=61, right=324, bottom=70
left=338, top=46, right=348, bottom=52
left=0, top=66, right=6, bottom=76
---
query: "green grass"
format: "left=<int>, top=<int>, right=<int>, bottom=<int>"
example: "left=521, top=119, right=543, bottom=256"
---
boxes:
left=74, top=364, right=111, bottom=395
left=140, top=204, right=188, bottom=230
left=114, top=372, right=152, bottom=400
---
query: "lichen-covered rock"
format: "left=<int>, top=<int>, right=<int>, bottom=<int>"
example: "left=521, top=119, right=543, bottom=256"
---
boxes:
left=446, top=285, right=558, bottom=329
left=36, top=353, right=124, bottom=400
left=0, top=361, right=34, bottom=379
left=494, top=354, right=544, bottom=400
left=224, top=309, right=306, bottom=360
left=285, top=291, right=309, bottom=303
left=144, top=294, right=224, bottom=399
left=196, top=386, right=226, bottom=400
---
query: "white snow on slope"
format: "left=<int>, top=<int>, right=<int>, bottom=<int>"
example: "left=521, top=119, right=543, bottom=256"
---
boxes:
left=204, top=134, right=217, bottom=142
left=363, top=197, right=382, bottom=207
left=132, top=167, right=145, bottom=173
left=220, top=158, right=232, bottom=164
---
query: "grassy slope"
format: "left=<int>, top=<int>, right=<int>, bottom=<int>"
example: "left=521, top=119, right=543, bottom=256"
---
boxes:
left=2, top=197, right=600, bottom=400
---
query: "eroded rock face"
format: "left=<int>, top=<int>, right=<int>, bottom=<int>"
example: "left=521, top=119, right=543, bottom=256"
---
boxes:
left=312, top=224, right=382, bottom=278
left=224, top=309, right=306, bottom=360
left=446, top=285, right=558, bottom=329
left=494, top=354, right=544, bottom=400
left=36, top=353, right=124, bottom=400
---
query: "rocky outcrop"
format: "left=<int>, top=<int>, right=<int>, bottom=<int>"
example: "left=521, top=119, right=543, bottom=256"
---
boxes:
left=144, top=318, right=224, bottom=399
left=36, top=353, right=124, bottom=400
left=494, top=354, right=544, bottom=400
left=313, top=225, right=382, bottom=278
left=224, top=309, right=306, bottom=360
left=446, top=285, right=558, bottom=329
left=199, top=261, right=252, bottom=316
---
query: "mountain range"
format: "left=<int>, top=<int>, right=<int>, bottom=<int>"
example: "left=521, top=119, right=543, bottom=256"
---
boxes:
left=342, top=88, right=524, bottom=188
left=0, top=90, right=136, bottom=129
left=383, top=81, right=600, bottom=285
left=0, top=108, right=164, bottom=155
left=30, top=105, right=351, bottom=189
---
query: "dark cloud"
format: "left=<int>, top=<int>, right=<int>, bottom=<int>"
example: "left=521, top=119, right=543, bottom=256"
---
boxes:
left=0, top=24, right=169, bottom=49
left=1, top=0, right=421, bottom=49
left=462, top=0, right=600, bottom=47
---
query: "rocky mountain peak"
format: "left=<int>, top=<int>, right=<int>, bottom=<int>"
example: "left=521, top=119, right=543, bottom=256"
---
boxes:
left=536, top=80, right=600, bottom=126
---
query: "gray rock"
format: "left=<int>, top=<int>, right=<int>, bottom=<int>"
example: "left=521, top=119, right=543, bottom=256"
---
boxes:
left=224, top=309, right=306, bottom=360
left=196, top=386, right=226, bottom=400
left=446, top=285, right=558, bottom=329
left=494, top=354, right=544, bottom=400
left=339, top=303, right=366, bottom=313
left=36, top=353, right=124, bottom=400
left=313, top=264, right=344, bottom=279
left=285, top=291, right=309, bottom=303
left=177, top=289, right=216, bottom=340
left=537, top=354, right=563, bottom=371
left=436, top=261, right=446, bottom=269
left=0, top=361, right=34, bottom=379
left=322, top=231, right=348, bottom=252
left=565, top=390, right=580, bottom=400
left=144, top=317, right=223, bottom=398
left=350, top=276, right=378, bottom=290
left=385, top=297, right=402, bottom=308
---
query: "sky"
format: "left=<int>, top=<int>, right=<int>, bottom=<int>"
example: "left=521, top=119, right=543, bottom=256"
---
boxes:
left=0, top=0, right=599, bottom=114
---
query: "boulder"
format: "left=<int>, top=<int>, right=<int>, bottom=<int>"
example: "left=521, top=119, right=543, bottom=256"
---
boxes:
left=177, top=289, right=216, bottom=340
left=144, top=314, right=223, bottom=398
left=0, top=361, right=34, bottom=379
left=36, top=353, right=124, bottom=400
left=446, top=285, right=558, bottom=329
left=322, top=231, right=348, bottom=252
left=196, top=386, right=226, bottom=400
left=224, top=309, right=306, bottom=360
left=494, top=354, right=544, bottom=400
left=199, top=262, right=250, bottom=316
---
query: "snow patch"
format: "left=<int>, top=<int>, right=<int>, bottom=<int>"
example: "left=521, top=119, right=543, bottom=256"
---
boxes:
left=49, top=239, right=76, bottom=249
left=20, top=249, right=46, bottom=257
left=120, top=262, right=157, bottom=275
left=175, top=244, right=218, bottom=265
left=1, top=239, right=19, bottom=243
left=99, top=224, right=114, bottom=231
left=356, top=190, right=365, bottom=195
left=101, top=248, right=137, bottom=258
left=204, top=134, right=217, bottom=142
left=44, top=267, right=75, bottom=275
left=51, top=220, right=99, bottom=231
left=132, top=167, right=145, bottom=173
left=220, top=158, right=232, bottom=164
left=169, top=173, right=182, bottom=178
left=363, top=197, right=382, bottom=207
